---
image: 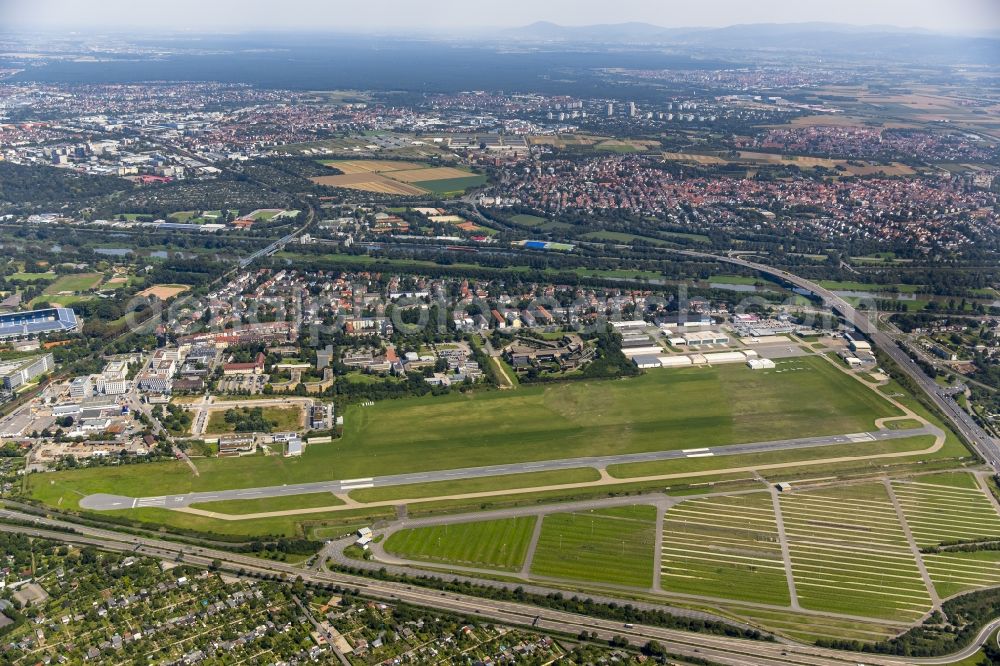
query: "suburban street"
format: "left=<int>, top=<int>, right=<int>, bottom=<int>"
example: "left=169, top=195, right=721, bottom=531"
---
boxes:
left=78, top=425, right=937, bottom=510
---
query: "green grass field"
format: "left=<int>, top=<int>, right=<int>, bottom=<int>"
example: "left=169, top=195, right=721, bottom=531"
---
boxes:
left=204, top=406, right=301, bottom=434
left=9, top=271, right=56, bottom=282
left=720, top=605, right=907, bottom=645
left=384, top=517, right=536, bottom=571
left=892, top=478, right=1000, bottom=548
left=706, top=274, right=762, bottom=286
left=924, top=550, right=1000, bottom=599
left=780, top=484, right=932, bottom=620
left=661, top=494, right=790, bottom=605
left=608, top=435, right=936, bottom=480
left=816, top=280, right=921, bottom=293
left=189, top=492, right=343, bottom=515
left=530, top=505, right=656, bottom=587
left=509, top=214, right=548, bottom=227
left=43, top=273, right=103, bottom=294
left=348, top=468, right=601, bottom=503
left=28, top=355, right=902, bottom=511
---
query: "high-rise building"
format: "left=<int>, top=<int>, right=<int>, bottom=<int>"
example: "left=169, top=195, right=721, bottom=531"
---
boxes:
left=606, top=103, right=614, bottom=117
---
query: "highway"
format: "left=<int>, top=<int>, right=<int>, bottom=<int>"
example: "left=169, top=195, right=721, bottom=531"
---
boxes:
left=0, top=506, right=983, bottom=666
left=676, top=249, right=1000, bottom=469
left=77, top=425, right=935, bottom=510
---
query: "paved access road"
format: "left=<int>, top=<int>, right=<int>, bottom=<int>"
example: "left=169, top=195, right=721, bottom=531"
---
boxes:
left=79, top=426, right=935, bottom=510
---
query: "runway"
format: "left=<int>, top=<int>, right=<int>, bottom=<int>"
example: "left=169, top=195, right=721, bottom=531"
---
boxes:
left=79, top=425, right=935, bottom=510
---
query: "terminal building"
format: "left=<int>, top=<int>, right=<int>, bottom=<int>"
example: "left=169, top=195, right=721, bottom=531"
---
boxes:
left=0, top=308, right=79, bottom=341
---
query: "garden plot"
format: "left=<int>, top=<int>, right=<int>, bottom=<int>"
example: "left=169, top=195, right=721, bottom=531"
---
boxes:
left=923, top=550, right=1000, bottom=598
left=661, top=494, right=790, bottom=605
left=891, top=478, right=1000, bottom=548
left=780, top=484, right=933, bottom=620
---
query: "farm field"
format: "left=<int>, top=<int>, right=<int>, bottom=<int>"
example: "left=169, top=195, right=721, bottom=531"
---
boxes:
left=661, top=152, right=730, bottom=165
left=660, top=150, right=914, bottom=176
left=780, top=484, right=933, bottom=620
left=385, top=166, right=476, bottom=182
left=312, top=160, right=484, bottom=195
left=661, top=494, right=790, bottom=605
left=28, top=355, right=903, bottom=509
left=383, top=517, right=536, bottom=572
left=736, top=151, right=916, bottom=176
left=413, top=175, right=488, bottom=195
left=317, top=160, right=418, bottom=174
left=891, top=476, right=1000, bottom=548
left=310, top=173, right=425, bottom=195
left=530, top=505, right=657, bottom=587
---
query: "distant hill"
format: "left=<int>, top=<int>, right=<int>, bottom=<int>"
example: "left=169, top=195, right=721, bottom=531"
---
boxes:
left=501, top=21, right=1000, bottom=64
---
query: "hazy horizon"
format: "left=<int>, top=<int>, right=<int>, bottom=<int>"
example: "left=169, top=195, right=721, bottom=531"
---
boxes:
left=3, top=0, right=999, bottom=36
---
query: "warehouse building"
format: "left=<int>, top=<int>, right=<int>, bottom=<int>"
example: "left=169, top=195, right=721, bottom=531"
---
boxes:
left=747, top=358, right=777, bottom=370
left=682, top=331, right=730, bottom=347
left=632, top=355, right=662, bottom=369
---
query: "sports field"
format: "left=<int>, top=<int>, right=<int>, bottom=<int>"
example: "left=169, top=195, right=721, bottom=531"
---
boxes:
left=780, top=484, right=933, bottom=620
left=531, top=505, right=657, bottom=587
left=661, top=494, right=790, bottom=605
left=28, top=355, right=901, bottom=507
left=43, top=273, right=103, bottom=294
left=384, top=517, right=536, bottom=571
left=138, top=284, right=189, bottom=300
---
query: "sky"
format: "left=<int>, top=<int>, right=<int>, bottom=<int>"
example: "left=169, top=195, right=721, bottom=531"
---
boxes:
left=3, top=0, right=1000, bottom=34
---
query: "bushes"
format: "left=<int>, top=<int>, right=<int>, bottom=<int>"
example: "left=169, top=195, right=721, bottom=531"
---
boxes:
left=818, top=587, right=1000, bottom=657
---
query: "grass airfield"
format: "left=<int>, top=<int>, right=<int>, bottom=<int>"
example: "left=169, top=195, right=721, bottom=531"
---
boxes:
left=29, top=356, right=903, bottom=513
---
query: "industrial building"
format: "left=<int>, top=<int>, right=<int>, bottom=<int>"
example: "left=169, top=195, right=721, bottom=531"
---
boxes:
left=637, top=349, right=759, bottom=369
left=747, top=358, right=777, bottom=370
left=681, top=331, right=730, bottom=347
left=632, top=355, right=662, bottom=369
left=0, top=308, right=79, bottom=341
left=0, top=353, right=55, bottom=391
